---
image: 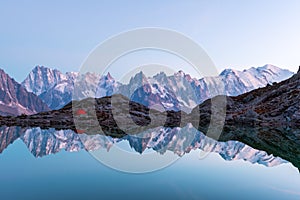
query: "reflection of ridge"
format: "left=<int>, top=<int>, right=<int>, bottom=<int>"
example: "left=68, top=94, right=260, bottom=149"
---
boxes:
left=123, top=124, right=286, bottom=167
left=21, top=128, right=83, bottom=157
left=3, top=125, right=286, bottom=168
left=0, top=126, right=23, bottom=153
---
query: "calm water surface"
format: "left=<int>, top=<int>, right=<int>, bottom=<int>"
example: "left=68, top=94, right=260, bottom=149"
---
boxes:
left=0, top=127, right=299, bottom=200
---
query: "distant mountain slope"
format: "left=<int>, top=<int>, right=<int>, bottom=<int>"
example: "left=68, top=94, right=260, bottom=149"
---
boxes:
left=22, top=64, right=293, bottom=111
left=0, top=69, right=50, bottom=116
left=22, top=65, right=68, bottom=95
left=22, top=66, right=117, bottom=110
left=219, top=64, right=293, bottom=95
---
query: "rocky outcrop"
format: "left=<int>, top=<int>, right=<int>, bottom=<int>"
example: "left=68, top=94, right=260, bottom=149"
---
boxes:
left=0, top=69, right=50, bottom=116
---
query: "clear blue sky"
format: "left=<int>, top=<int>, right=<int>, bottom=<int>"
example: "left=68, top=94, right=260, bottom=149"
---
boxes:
left=1, top=0, right=300, bottom=82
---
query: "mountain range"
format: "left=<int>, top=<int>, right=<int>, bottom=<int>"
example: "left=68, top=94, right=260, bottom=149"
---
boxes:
left=0, top=64, right=294, bottom=120
left=21, top=64, right=293, bottom=112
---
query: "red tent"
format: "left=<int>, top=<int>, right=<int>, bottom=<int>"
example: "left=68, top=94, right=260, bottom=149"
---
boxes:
left=76, top=109, right=87, bottom=115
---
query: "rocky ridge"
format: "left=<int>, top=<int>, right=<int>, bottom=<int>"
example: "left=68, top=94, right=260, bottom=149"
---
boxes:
left=0, top=69, right=50, bottom=116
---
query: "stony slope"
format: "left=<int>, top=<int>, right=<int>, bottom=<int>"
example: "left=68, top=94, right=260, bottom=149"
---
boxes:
left=0, top=69, right=50, bottom=116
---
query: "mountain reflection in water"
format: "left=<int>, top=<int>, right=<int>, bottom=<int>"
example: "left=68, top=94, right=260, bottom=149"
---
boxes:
left=0, top=125, right=289, bottom=169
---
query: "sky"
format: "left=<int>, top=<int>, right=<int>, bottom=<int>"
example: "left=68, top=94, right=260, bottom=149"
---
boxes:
left=1, top=0, right=300, bottom=82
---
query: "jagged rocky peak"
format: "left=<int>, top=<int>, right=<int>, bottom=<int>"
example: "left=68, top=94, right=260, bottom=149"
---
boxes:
left=175, top=70, right=185, bottom=76
left=173, top=70, right=193, bottom=82
left=153, top=71, right=167, bottom=78
left=106, top=72, right=113, bottom=80
left=98, top=72, right=116, bottom=85
left=129, top=71, right=147, bottom=83
left=0, top=68, right=49, bottom=116
left=121, top=70, right=153, bottom=82
left=66, top=71, right=79, bottom=80
left=96, top=72, right=118, bottom=98
left=98, top=72, right=115, bottom=83
left=22, top=65, right=67, bottom=95
left=0, top=68, right=7, bottom=76
left=220, top=68, right=238, bottom=76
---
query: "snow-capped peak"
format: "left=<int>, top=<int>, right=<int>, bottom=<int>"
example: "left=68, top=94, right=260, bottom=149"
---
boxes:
left=175, top=70, right=185, bottom=77
left=22, top=65, right=67, bottom=95
left=106, top=72, right=113, bottom=80
left=219, top=68, right=238, bottom=77
left=129, top=71, right=148, bottom=84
